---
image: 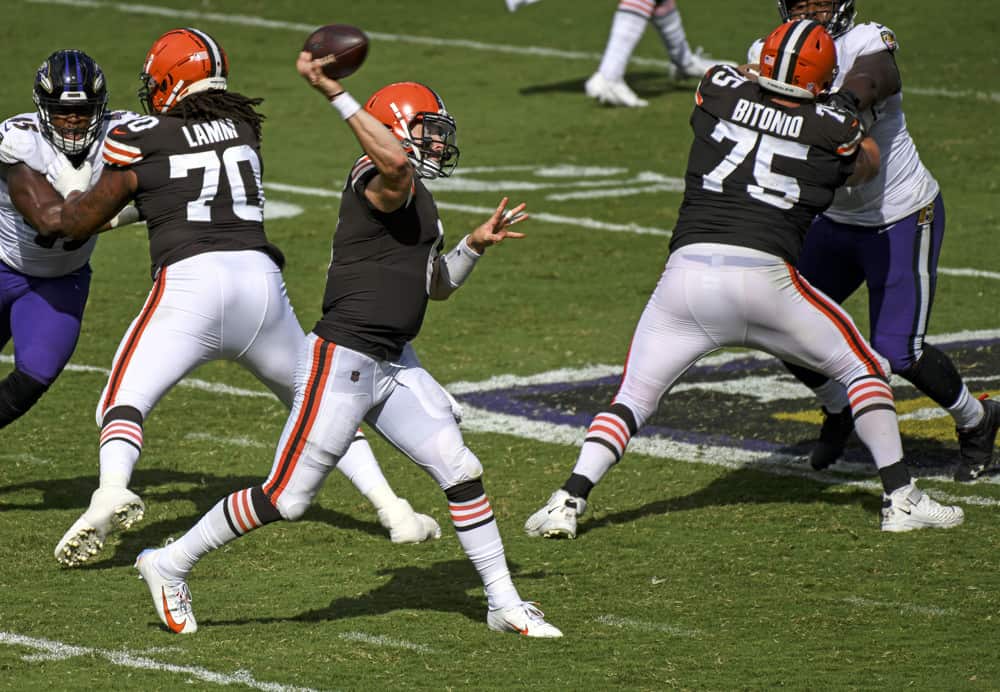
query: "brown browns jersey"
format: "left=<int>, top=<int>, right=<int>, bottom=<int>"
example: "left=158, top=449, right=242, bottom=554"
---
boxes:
left=670, top=65, right=863, bottom=263
left=101, top=113, right=282, bottom=275
left=312, top=155, right=444, bottom=361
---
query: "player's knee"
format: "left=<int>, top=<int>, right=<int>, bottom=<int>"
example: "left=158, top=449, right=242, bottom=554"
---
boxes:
left=436, top=425, right=483, bottom=483
left=0, top=369, right=50, bottom=428
left=274, top=492, right=311, bottom=522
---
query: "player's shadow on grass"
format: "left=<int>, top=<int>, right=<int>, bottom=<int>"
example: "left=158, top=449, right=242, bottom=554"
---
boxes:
left=0, top=468, right=393, bottom=568
left=518, top=71, right=690, bottom=100
left=205, top=559, right=541, bottom=630
left=575, top=465, right=882, bottom=539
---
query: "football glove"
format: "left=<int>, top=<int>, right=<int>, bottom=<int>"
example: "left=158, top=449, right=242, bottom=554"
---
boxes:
left=52, top=160, right=93, bottom=198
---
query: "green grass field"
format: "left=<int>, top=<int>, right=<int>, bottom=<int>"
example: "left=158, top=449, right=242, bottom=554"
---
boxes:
left=2, top=1, right=999, bottom=689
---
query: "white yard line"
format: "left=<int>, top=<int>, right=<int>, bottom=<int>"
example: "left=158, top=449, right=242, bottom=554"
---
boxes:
left=27, top=0, right=1000, bottom=104
left=1, top=631, right=324, bottom=692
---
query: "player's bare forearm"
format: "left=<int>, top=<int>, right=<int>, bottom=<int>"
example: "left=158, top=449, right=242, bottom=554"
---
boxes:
left=846, top=136, right=880, bottom=186
left=60, top=168, right=137, bottom=240
left=345, top=109, right=412, bottom=191
left=841, top=52, right=901, bottom=111
left=7, top=162, right=66, bottom=236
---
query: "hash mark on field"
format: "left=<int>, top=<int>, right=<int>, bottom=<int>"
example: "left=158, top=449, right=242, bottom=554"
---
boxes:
left=596, top=614, right=701, bottom=638
left=1, top=631, right=325, bottom=691
left=843, top=596, right=958, bottom=617
left=339, top=631, right=437, bottom=653
left=29, top=0, right=1000, bottom=104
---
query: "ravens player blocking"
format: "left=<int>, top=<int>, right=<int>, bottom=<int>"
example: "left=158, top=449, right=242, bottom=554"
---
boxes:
left=0, top=50, right=138, bottom=430
left=126, top=46, right=562, bottom=638
left=45, top=28, right=440, bottom=569
left=751, top=0, right=1000, bottom=481
left=524, top=21, right=964, bottom=539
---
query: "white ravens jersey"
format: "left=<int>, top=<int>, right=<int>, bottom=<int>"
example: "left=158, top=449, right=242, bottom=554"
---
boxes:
left=748, top=23, right=938, bottom=226
left=0, top=110, right=139, bottom=277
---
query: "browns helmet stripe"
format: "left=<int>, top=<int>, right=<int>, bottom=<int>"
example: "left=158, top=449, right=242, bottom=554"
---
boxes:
left=773, top=19, right=818, bottom=86
left=184, top=27, right=226, bottom=78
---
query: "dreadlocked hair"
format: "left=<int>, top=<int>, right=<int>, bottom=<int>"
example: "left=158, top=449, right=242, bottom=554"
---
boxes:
left=166, top=91, right=266, bottom=141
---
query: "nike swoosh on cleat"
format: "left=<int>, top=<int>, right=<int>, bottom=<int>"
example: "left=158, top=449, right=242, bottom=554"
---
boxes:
left=161, top=587, right=187, bottom=633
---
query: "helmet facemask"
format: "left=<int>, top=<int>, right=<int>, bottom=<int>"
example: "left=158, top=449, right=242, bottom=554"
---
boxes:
left=778, top=0, right=856, bottom=38
left=392, top=107, right=459, bottom=179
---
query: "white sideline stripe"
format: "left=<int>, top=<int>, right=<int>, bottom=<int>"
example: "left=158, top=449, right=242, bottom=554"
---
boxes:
left=938, top=267, right=1000, bottom=281
left=339, top=631, right=436, bottom=653
left=0, top=631, right=324, bottom=692
left=454, top=403, right=1000, bottom=507
left=842, top=596, right=957, bottom=617
left=262, top=182, right=672, bottom=236
left=0, top=355, right=277, bottom=400
left=4, top=332, right=1000, bottom=501
left=27, top=0, right=1000, bottom=104
left=595, top=614, right=700, bottom=638
left=266, top=179, right=1000, bottom=261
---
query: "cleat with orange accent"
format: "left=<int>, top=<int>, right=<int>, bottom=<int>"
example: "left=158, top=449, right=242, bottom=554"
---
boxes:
left=54, top=487, right=145, bottom=567
left=487, top=602, right=562, bottom=638
left=135, top=548, right=197, bottom=634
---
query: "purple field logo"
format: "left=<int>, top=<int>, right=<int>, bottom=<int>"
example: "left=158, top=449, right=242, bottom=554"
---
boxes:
left=451, top=335, right=1000, bottom=476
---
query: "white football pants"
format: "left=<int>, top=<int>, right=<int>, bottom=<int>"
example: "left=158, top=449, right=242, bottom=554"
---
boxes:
left=613, top=243, right=892, bottom=426
left=262, top=335, right=482, bottom=519
left=96, top=250, right=301, bottom=421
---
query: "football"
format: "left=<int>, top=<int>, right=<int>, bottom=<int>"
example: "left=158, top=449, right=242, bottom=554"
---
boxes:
left=302, top=24, right=369, bottom=80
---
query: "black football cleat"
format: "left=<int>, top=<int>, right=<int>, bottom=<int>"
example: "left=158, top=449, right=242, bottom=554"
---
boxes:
left=954, top=397, right=1000, bottom=482
left=810, top=406, right=855, bottom=470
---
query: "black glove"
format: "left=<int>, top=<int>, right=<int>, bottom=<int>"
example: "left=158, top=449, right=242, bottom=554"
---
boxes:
left=819, top=88, right=862, bottom=119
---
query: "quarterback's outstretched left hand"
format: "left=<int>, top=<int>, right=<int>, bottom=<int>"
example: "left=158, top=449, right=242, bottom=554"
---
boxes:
left=467, top=197, right=527, bottom=253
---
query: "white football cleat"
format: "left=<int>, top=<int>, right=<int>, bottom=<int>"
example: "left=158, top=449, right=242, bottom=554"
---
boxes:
left=880, top=482, right=964, bottom=532
left=54, top=486, right=145, bottom=567
left=505, top=0, right=541, bottom=11
left=524, top=489, right=586, bottom=539
left=675, top=48, right=736, bottom=80
left=135, top=548, right=197, bottom=634
left=377, top=498, right=442, bottom=544
left=584, top=72, right=648, bottom=108
left=487, top=602, right=562, bottom=638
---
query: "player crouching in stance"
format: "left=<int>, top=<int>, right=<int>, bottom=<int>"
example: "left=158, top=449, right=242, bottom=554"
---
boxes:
left=525, top=21, right=964, bottom=539
left=46, top=28, right=439, bottom=569
left=129, top=52, right=561, bottom=637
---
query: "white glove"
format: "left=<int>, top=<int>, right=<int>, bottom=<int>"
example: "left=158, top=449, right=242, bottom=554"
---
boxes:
left=52, top=161, right=93, bottom=198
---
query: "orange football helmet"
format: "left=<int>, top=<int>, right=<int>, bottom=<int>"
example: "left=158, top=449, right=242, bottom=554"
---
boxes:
left=757, top=20, right=837, bottom=99
left=138, top=28, right=229, bottom=114
left=364, top=82, right=459, bottom=179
